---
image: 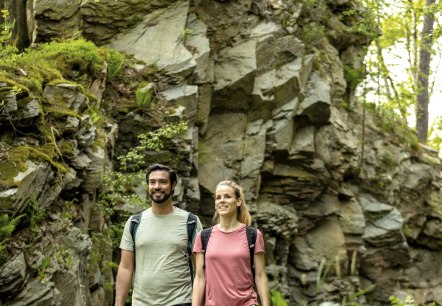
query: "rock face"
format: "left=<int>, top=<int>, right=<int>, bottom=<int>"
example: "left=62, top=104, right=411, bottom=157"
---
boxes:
left=0, top=0, right=441, bottom=305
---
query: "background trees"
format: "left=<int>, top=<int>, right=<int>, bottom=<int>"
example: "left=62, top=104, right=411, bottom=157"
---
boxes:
left=358, top=0, right=441, bottom=146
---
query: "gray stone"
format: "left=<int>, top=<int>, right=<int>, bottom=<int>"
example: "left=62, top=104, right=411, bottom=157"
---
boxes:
left=305, top=216, right=347, bottom=262
left=363, top=208, right=405, bottom=247
left=6, top=279, right=61, bottom=306
left=108, top=1, right=195, bottom=74
left=403, top=163, right=433, bottom=190
left=161, top=85, right=199, bottom=122
left=212, top=40, right=257, bottom=111
left=297, top=72, right=331, bottom=124
left=3, top=93, right=17, bottom=113
left=81, top=148, right=105, bottom=193
left=185, top=13, right=211, bottom=82
left=43, top=84, right=87, bottom=112
left=0, top=160, right=53, bottom=215
left=289, top=125, right=315, bottom=159
left=198, top=112, right=248, bottom=193
left=338, top=198, right=365, bottom=235
left=0, top=252, right=26, bottom=298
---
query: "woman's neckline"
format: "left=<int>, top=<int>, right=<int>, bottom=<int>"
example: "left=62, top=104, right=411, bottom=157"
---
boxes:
left=216, top=223, right=245, bottom=233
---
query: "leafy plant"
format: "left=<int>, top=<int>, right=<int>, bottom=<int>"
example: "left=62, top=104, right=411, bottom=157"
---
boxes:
left=106, top=48, right=125, bottom=79
left=25, top=198, right=47, bottom=234
left=270, top=289, right=289, bottom=306
left=135, top=85, right=153, bottom=108
left=0, top=213, right=21, bottom=265
left=118, top=121, right=188, bottom=171
left=301, top=22, right=326, bottom=47
left=0, top=9, right=17, bottom=58
left=38, top=256, right=51, bottom=281
left=344, top=65, right=365, bottom=92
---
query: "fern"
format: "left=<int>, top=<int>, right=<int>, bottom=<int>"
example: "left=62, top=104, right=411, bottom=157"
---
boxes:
left=0, top=213, right=22, bottom=265
left=0, top=214, right=15, bottom=241
left=135, top=85, right=153, bottom=108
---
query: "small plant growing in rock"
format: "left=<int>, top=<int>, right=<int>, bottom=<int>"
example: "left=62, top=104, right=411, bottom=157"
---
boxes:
left=270, top=289, right=289, bottom=306
left=106, top=48, right=126, bottom=79
left=135, top=84, right=153, bottom=108
left=0, top=214, right=21, bottom=265
left=389, top=295, right=435, bottom=306
left=37, top=256, right=51, bottom=281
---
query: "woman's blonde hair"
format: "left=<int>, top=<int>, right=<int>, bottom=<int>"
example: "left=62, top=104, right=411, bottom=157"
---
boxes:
left=213, top=180, right=252, bottom=225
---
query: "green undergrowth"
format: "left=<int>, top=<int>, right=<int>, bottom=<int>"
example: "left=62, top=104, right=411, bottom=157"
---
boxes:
left=1, top=38, right=105, bottom=91
left=0, top=38, right=129, bottom=188
left=362, top=102, right=420, bottom=150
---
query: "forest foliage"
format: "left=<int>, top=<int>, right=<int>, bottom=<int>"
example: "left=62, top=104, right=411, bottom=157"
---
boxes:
left=358, top=0, right=442, bottom=148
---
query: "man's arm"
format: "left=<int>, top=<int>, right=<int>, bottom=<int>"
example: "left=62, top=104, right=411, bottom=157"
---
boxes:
left=115, top=250, right=134, bottom=306
left=254, top=252, right=270, bottom=306
left=191, top=253, right=205, bottom=306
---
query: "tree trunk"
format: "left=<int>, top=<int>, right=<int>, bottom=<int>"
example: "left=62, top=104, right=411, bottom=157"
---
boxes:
left=14, top=0, right=30, bottom=51
left=0, top=1, right=4, bottom=25
left=415, top=0, right=436, bottom=142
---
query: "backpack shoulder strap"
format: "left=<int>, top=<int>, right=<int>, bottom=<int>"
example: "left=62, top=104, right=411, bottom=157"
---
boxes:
left=186, top=213, right=198, bottom=284
left=130, top=211, right=143, bottom=249
left=129, top=211, right=143, bottom=270
left=187, top=213, right=198, bottom=248
left=201, top=227, right=213, bottom=253
left=201, top=227, right=213, bottom=269
left=246, top=226, right=257, bottom=280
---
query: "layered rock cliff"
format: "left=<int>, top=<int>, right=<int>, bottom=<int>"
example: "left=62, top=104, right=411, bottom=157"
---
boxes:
left=1, top=0, right=441, bottom=305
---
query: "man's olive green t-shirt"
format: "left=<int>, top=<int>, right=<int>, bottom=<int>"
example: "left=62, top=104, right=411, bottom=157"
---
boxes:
left=120, top=207, right=202, bottom=306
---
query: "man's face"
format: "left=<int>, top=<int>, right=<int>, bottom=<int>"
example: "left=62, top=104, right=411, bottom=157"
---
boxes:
left=148, top=170, right=174, bottom=204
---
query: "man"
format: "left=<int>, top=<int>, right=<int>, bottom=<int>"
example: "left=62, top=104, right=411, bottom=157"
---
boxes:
left=115, top=163, right=202, bottom=306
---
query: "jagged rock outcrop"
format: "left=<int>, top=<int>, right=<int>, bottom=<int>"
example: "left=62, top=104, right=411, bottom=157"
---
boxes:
left=1, top=0, right=441, bottom=305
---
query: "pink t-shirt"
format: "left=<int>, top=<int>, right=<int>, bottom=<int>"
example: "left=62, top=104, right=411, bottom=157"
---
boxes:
left=193, top=224, right=265, bottom=306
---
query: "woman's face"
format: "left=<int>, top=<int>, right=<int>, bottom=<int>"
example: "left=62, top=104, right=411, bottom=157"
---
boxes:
left=215, top=185, right=241, bottom=218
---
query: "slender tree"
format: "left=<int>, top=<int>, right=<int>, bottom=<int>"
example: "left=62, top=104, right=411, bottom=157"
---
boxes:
left=0, top=1, right=4, bottom=25
left=12, top=0, right=29, bottom=51
left=360, top=0, right=440, bottom=144
left=415, top=0, right=436, bottom=142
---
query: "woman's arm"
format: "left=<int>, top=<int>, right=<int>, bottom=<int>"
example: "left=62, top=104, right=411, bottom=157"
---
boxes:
left=254, top=252, right=270, bottom=306
left=192, top=253, right=206, bottom=306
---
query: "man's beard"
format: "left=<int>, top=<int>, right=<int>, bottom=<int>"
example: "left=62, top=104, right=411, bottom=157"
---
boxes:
left=149, top=189, right=173, bottom=204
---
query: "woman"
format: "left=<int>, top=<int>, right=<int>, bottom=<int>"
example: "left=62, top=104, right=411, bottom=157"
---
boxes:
left=192, top=180, right=270, bottom=306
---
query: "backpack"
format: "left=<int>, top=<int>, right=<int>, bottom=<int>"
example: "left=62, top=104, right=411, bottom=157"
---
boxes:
left=200, top=226, right=257, bottom=280
left=129, top=211, right=198, bottom=283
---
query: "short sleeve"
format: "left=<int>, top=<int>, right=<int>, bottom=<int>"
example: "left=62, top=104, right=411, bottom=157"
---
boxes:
left=119, top=217, right=135, bottom=251
left=254, top=229, right=265, bottom=253
left=193, top=215, right=203, bottom=244
left=192, top=231, right=203, bottom=253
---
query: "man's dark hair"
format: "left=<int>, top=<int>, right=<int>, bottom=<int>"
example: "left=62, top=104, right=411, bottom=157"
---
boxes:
left=146, top=163, right=178, bottom=186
